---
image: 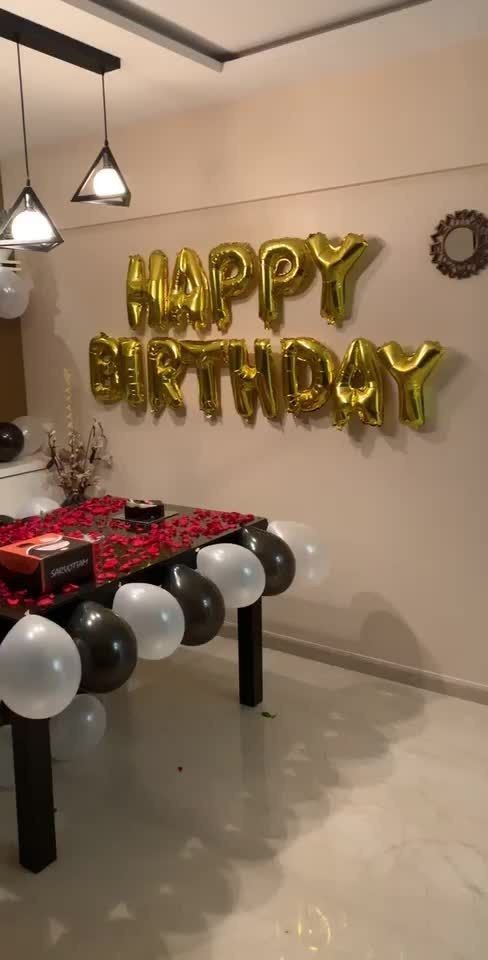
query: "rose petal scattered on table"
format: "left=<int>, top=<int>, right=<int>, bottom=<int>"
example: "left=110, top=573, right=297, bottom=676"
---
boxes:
left=0, top=497, right=255, bottom=610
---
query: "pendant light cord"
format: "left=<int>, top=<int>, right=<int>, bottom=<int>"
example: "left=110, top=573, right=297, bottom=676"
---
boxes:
left=16, top=41, right=31, bottom=185
left=101, top=71, right=108, bottom=145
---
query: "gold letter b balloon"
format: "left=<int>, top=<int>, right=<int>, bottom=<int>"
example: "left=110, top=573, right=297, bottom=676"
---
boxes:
left=89, top=332, right=123, bottom=404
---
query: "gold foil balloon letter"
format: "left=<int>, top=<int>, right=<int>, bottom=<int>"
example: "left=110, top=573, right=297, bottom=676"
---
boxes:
left=169, top=248, right=211, bottom=333
left=127, top=255, right=146, bottom=332
left=118, top=337, right=146, bottom=410
left=147, top=338, right=185, bottom=414
left=335, top=338, right=383, bottom=428
left=180, top=340, right=228, bottom=418
left=281, top=337, right=336, bottom=414
left=307, top=232, right=368, bottom=326
left=378, top=340, right=444, bottom=429
left=209, top=242, right=257, bottom=333
left=258, top=238, right=315, bottom=330
left=127, top=250, right=168, bottom=332
left=227, top=339, right=279, bottom=420
left=89, top=332, right=123, bottom=404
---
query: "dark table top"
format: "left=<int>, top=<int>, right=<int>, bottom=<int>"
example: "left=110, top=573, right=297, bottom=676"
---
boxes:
left=0, top=503, right=265, bottom=632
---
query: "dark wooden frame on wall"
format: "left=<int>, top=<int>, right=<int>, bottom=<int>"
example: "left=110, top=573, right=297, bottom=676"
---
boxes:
left=0, top=172, right=27, bottom=420
left=430, top=209, right=488, bottom=279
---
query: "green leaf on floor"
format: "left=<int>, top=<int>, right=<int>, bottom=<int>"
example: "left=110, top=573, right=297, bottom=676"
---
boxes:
left=261, top=711, right=277, bottom=719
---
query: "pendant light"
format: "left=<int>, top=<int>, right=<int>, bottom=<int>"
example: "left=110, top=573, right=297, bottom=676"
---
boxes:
left=0, top=42, right=63, bottom=253
left=71, top=72, right=130, bottom=207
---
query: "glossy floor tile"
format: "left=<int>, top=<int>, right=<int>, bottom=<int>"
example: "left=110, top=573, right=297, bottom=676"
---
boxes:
left=0, top=638, right=487, bottom=959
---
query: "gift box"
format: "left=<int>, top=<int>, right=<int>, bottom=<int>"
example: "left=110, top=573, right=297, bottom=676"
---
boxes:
left=0, top=533, right=95, bottom=596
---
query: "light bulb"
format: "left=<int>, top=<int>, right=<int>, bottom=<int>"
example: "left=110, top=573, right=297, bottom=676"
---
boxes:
left=11, top=209, right=54, bottom=243
left=93, top=167, right=125, bottom=198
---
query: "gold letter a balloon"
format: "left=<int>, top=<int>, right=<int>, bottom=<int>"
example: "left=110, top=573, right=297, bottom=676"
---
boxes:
left=169, top=248, right=211, bottom=333
left=335, top=338, right=384, bottom=428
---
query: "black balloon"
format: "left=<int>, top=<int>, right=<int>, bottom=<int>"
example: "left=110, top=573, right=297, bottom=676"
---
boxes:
left=67, top=601, right=137, bottom=693
left=0, top=422, right=24, bottom=462
left=240, top=526, right=296, bottom=596
left=163, top=564, right=225, bottom=646
left=0, top=515, right=14, bottom=526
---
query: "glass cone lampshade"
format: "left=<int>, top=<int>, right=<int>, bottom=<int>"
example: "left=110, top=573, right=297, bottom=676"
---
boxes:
left=71, top=142, right=131, bottom=206
left=0, top=185, right=63, bottom=253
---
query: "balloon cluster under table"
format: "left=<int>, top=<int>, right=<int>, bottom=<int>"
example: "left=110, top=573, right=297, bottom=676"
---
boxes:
left=0, top=496, right=255, bottom=612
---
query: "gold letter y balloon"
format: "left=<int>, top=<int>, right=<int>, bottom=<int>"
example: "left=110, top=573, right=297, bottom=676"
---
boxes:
left=307, top=232, right=368, bottom=325
left=378, top=340, right=444, bottom=429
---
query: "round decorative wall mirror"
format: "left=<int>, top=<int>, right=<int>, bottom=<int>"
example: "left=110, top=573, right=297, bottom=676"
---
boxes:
left=430, top=209, right=488, bottom=278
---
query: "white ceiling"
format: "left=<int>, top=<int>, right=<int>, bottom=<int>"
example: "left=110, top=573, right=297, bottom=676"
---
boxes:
left=93, top=0, right=415, bottom=54
left=0, top=0, right=487, bottom=161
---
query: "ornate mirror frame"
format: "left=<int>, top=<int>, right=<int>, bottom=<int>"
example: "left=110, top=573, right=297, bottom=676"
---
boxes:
left=430, top=209, right=488, bottom=279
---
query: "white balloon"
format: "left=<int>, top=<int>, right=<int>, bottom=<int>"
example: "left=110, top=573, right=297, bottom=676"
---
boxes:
left=50, top=694, right=106, bottom=762
left=0, top=725, right=14, bottom=789
left=267, top=521, right=329, bottom=588
left=197, top=543, right=265, bottom=609
left=0, top=615, right=81, bottom=719
left=16, top=496, right=60, bottom=519
left=0, top=267, right=30, bottom=320
left=113, top=583, right=185, bottom=661
left=13, top=415, right=44, bottom=456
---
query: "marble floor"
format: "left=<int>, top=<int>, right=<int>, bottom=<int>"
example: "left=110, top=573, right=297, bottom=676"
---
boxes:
left=0, top=637, right=487, bottom=959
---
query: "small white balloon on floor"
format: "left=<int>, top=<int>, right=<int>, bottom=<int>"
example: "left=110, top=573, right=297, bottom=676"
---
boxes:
left=113, top=582, right=185, bottom=660
left=197, top=543, right=265, bottom=609
left=50, top=694, right=107, bottom=761
left=267, top=521, right=329, bottom=588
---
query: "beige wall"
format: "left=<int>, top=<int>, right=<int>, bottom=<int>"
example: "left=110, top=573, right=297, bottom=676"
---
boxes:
left=9, top=39, right=487, bottom=689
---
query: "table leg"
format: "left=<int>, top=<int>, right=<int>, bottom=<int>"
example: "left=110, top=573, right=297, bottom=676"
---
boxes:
left=237, top=598, right=263, bottom=707
left=11, top=716, right=57, bottom=873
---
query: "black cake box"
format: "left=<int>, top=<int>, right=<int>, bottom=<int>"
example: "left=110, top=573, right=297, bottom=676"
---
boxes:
left=0, top=533, right=95, bottom=596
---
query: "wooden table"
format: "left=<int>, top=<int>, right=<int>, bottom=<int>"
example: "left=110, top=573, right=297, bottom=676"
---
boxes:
left=0, top=504, right=266, bottom=874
